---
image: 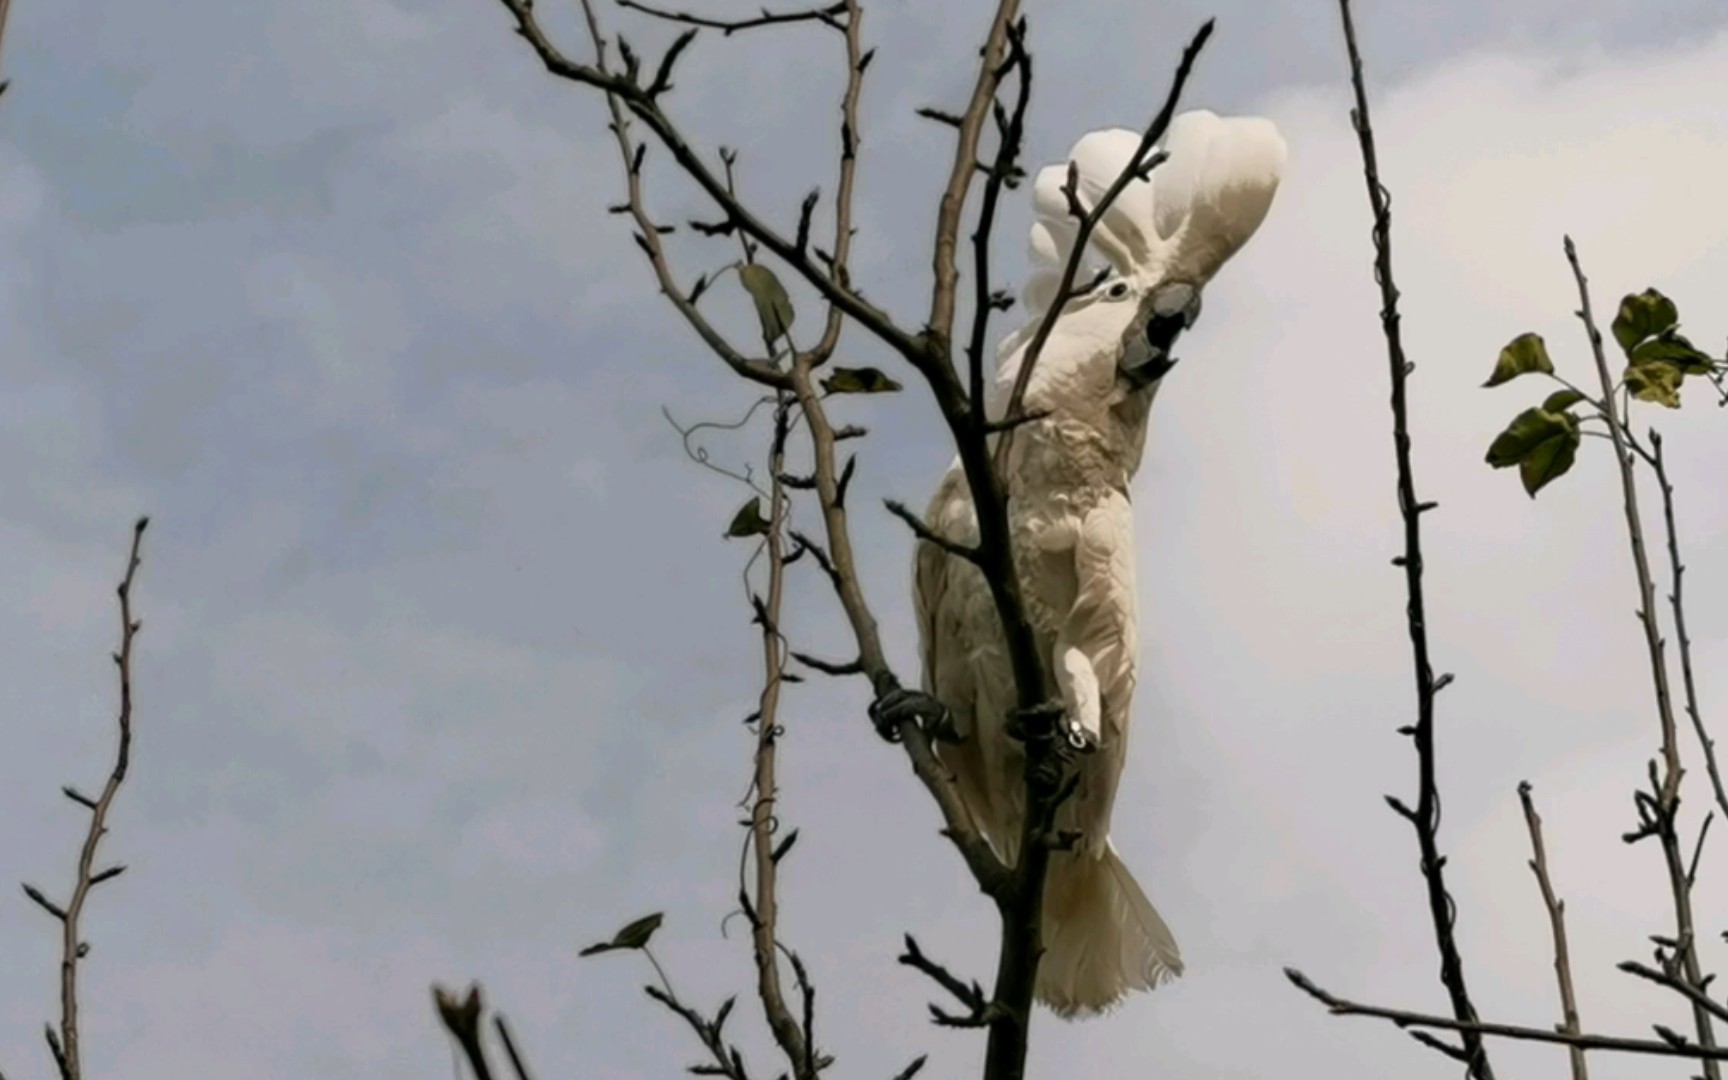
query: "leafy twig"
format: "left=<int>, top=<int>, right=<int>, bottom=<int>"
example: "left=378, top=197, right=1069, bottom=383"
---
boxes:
left=1566, top=235, right=1721, bottom=1076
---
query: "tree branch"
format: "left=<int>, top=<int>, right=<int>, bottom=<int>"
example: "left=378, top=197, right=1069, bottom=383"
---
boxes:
left=617, top=0, right=846, bottom=35
left=963, top=17, right=1031, bottom=418
left=1287, top=968, right=1728, bottom=1061
left=742, top=398, right=820, bottom=1079
left=1646, top=429, right=1728, bottom=826
left=22, top=518, right=148, bottom=1080
left=1326, top=5, right=1495, bottom=1075
left=1518, top=781, right=1588, bottom=1080
left=1566, top=234, right=1721, bottom=1077
left=494, top=0, right=928, bottom=368
left=926, top=0, right=1021, bottom=358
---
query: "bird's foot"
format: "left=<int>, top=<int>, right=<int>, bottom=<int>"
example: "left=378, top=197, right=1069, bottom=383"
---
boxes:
left=869, top=687, right=960, bottom=745
left=1008, top=700, right=1096, bottom=794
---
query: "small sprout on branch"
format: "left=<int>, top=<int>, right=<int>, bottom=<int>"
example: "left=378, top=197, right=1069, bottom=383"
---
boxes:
left=22, top=883, right=66, bottom=921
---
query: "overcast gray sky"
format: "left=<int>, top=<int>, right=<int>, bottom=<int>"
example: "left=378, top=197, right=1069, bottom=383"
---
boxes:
left=2, top=1, right=1727, bottom=1078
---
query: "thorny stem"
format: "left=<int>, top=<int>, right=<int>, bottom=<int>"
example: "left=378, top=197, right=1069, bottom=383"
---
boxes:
left=1518, top=781, right=1588, bottom=1080
left=1335, top=4, right=1494, bottom=1076
left=1565, top=235, right=1720, bottom=1077
left=37, top=518, right=148, bottom=1080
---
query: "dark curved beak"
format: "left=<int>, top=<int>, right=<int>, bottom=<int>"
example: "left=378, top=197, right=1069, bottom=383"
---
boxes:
left=1121, top=282, right=1202, bottom=389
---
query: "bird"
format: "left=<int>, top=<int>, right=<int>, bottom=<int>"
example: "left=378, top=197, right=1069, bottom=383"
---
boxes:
left=872, top=109, right=1286, bottom=1017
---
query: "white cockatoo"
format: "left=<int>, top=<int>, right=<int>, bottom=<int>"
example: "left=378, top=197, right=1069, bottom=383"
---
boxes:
left=878, top=110, right=1285, bottom=1017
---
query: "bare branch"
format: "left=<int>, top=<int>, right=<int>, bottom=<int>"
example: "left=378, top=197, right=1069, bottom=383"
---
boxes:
left=617, top=0, right=846, bottom=35
left=1324, top=5, right=1495, bottom=1075
left=1620, top=961, right=1728, bottom=1026
left=492, top=1013, right=539, bottom=1080
left=32, top=517, right=148, bottom=1080
left=494, top=0, right=926, bottom=368
left=964, top=18, right=1031, bottom=419
left=926, top=0, right=1021, bottom=354
left=741, top=399, right=820, bottom=1079
left=1646, top=429, right=1728, bottom=825
left=899, top=935, right=1002, bottom=1029
left=883, top=499, right=979, bottom=562
left=1287, top=968, right=1728, bottom=1060
left=433, top=983, right=498, bottom=1080
left=1519, top=781, right=1588, bottom=1080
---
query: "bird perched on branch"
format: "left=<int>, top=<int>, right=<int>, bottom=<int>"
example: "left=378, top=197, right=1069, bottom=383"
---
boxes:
left=876, top=109, right=1285, bottom=1017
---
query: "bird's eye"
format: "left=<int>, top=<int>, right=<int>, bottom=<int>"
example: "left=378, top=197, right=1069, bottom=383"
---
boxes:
left=1106, top=282, right=1130, bottom=299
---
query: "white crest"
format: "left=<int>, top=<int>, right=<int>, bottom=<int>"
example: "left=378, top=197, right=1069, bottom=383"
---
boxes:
left=1021, top=109, right=1288, bottom=318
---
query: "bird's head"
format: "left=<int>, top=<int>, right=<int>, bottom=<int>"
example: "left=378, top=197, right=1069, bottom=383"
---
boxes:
left=994, top=110, right=1286, bottom=464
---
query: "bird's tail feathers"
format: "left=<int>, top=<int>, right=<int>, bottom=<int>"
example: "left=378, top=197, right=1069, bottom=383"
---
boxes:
left=1034, top=841, right=1182, bottom=1018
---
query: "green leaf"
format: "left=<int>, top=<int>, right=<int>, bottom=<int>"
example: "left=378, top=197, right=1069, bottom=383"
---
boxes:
left=725, top=498, right=770, bottom=538
left=1631, top=330, right=1714, bottom=375
left=821, top=366, right=903, bottom=394
left=1542, top=389, right=1586, bottom=413
left=1483, top=332, right=1554, bottom=387
left=1518, top=424, right=1580, bottom=497
left=1625, top=360, right=1683, bottom=408
left=1485, top=407, right=1577, bottom=469
left=579, top=912, right=665, bottom=957
left=1611, top=288, right=1678, bottom=354
left=739, top=264, right=795, bottom=345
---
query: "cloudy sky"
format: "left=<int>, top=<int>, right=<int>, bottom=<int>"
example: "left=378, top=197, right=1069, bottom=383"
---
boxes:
left=2, top=1, right=1727, bottom=1077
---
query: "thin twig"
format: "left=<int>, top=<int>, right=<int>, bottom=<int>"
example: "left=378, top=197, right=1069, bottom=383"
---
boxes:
left=1646, top=430, right=1728, bottom=825
left=432, top=984, right=498, bottom=1080
left=927, top=0, right=1022, bottom=354
left=1332, top=5, right=1494, bottom=1075
left=495, top=0, right=928, bottom=369
left=741, top=398, right=819, bottom=1079
left=964, top=18, right=1031, bottom=419
left=1619, top=961, right=1728, bottom=1026
left=883, top=498, right=980, bottom=561
left=617, top=0, right=846, bottom=34
left=1518, top=781, right=1588, bottom=1080
left=1566, top=234, right=1721, bottom=1077
left=491, top=1014, right=537, bottom=1080
left=640, top=947, right=755, bottom=1080
left=24, top=518, right=148, bottom=1080
left=1287, top=968, right=1728, bottom=1060
left=575, top=3, right=786, bottom=389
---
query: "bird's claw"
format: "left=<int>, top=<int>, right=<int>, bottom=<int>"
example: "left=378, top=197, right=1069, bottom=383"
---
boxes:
left=869, top=687, right=959, bottom=745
